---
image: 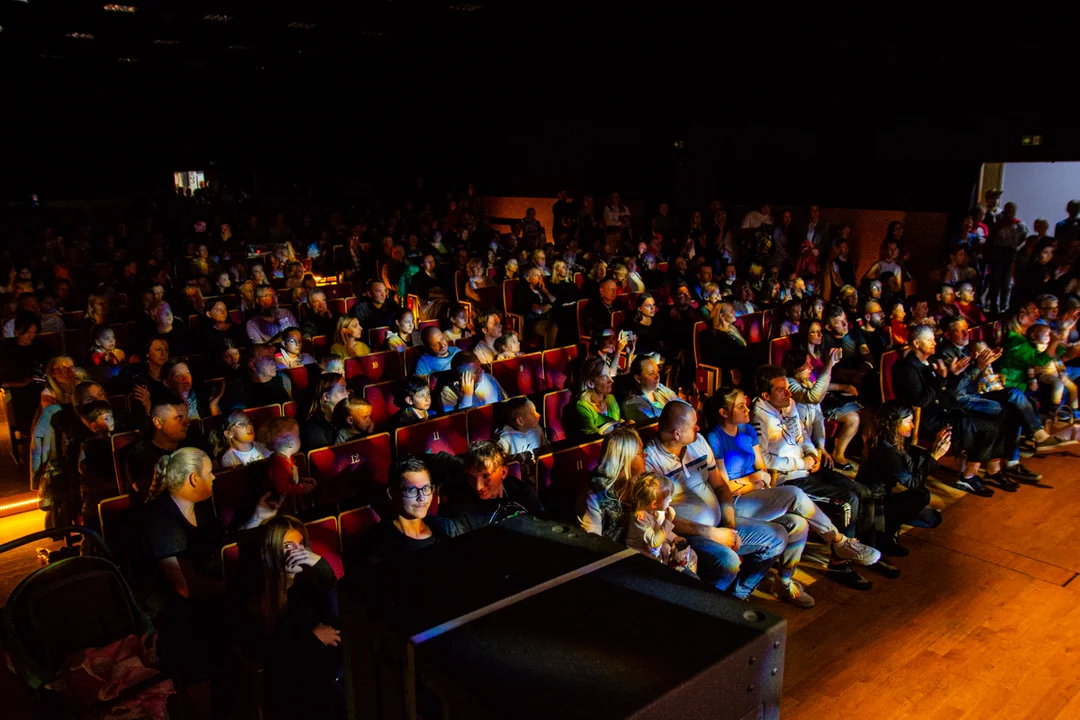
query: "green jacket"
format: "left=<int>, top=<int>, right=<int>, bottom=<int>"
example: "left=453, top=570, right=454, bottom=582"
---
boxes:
left=998, top=330, right=1063, bottom=389
left=575, top=394, right=621, bottom=436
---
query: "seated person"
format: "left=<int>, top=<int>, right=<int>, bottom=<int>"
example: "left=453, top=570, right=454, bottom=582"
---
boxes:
left=999, top=301, right=1080, bottom=416
left=783, top=346, right=862, bottom=469
left=704, top=386, right=879, bottom=605
left=584, top=278, right=619, bottom=337
left=621, top=356, right=680, bottom=425
left=777, top=299, right=801, bottom=337
left=441, top=303, right=472, bottom=345
left=302, top=372, right=349, bottom=451
left=439, top=351, right=508, bottom=413
left=159, top=358, right=224, bottom=421
left=856, top=402, right=947, bottom=557
left=145, top=301, right=192, bottom=356
left=643, top=402, right=786, bottom=599
left=332, top=397, right=375, bottom=443
left=821, top=304, right=874, bottom=380
left=573, top=356, right=628, bottom=437
left=275, top=327, right=315, bottom=369
left=389, top=376, right=436, bottom=429
left=860, top=300, right=893, bottom=364
left=751, top=365, right=889, bottom=584
left=625, top=473, right=697, bottom=576
left=246, top=287, right=299, bottom=345
left=704, top=302, right=752, bottom=389
left=1026, top=323, right=1079, bottom=420
left=955, top=282, right=986, bottom=325
left=470, top=310, right=503, bottom=364
left=0, top=311, right=50, bottom=435
left=234, top=514, right=343, bottom=719
left=75, top=400, right=118, bottom=535
left=932, top=283, right=960, bottom=322
left=266, top=417, right=316, bottom=502
left=513, top=266, right=559, bottom=349
left=88, top=325, right=126, bottom=375
left=300, top=290, right=337, bottom=340
left=888, top=301, right=909, bottom=346
left=440, top=441, right=544, bottom=534
left=383, top=308, right=421, bottom=352
left=329, top=315, right=372, bottom=359
left=367, top=457, right=458, bottom=562
left=126, top=396, right=205, bottom=498
left=414, top=327, right=461, bottom=375
left=494, top=397, right=552, bottom=474
left=577, top=428, right=642, bottom=542
left=624, top=292, right=666, bottom=362
left=222, top=344, right=294, bottom=412
left=217, top=411, right=272, bottom=467
left=493, top=331, right=521, bottom=361
left=352, top=280, right=398, bottom=331
left=892, top=324, right=1003, bottom=497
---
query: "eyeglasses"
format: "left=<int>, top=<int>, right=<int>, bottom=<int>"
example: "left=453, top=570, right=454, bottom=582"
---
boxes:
left=401, top=485, right=434, bottom=500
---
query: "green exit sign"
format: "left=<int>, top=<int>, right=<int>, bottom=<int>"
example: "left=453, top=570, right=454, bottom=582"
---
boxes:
left=1022, top=135, right=1042, bottom=146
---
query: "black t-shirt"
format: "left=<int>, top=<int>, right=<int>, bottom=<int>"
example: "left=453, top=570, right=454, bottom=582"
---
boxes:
left=0, top=338, right=48, bottom=384
left=302, top=414, right=336, bottom=452
left=367, top=516, right=457, bottom=563
left=823, top=328, right=867, bottom=370
left=439, top=477, right=544, bottom=535
left=140, top=492, right=222, bottom=581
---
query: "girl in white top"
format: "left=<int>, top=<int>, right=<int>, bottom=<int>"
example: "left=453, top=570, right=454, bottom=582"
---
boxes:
left=218, top=411, right=271, bottom=468
left=625, top=473, right=696, bottom=573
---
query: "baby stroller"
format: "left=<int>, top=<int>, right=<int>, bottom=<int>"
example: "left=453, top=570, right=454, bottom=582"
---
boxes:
left=0, top=525, right=177, bottom=719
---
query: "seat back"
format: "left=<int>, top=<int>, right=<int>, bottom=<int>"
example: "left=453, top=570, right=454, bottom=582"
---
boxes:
left=542, top=345, right=579, bottom=391
left=880, top=349, right=900, bottom=402
left=97, top=494, right=136, bottom=577
left=770, top=336, right=792, bottom=367
left=305, top=516, right=344, bottom=579
left=404, top=346, right=424, bottom=375
left=761, top=309, right=775, bottom=340
left=536, top=439, right=604, bottom=520
left=339, top=506, right=381, bottom=569
left=363, top=381, right=399, bottom=432
left=110, top=431, right=140, bottom=494
left=734, top=312, right=765, bottom=344
left=212, top=463, right=263, bottom=534
left=307, top=433, right=393, bottom=506
left=282, top=400, right=298, bottom=418
left=543, top=389, right=572, bottom=443
left=221, top=543, right=240, bottom=582
left=38, top=332, right=64, bottom=357
left=610, top=310, right=626, bottom=330
left=368, top=326, right=391, bottom=349
left=466, top=403, right=497, bottom=444
left=490, top=352, right=544, bottom=397
left=969, top=324, right=985, bottom=344
left=344, top=351, right=403, bottom=389
left=285, top=367, right=313, bottom=409
left=394, top=413, right=469, bottom=456
left=62, top=329, right=89, bottom=363
left=575, top=299, right=590, bottom=341
left=502, top=279, right=519, bottom=316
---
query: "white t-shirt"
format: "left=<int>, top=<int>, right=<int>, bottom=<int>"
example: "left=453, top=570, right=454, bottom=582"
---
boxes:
left=495, top=425, right=549, bottom=455
left=644, top=434, right=720, bottom=528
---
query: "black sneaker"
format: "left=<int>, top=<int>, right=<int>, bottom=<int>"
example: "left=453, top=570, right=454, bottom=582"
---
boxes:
left=867, top=559, right=901, bottom=578
left=987, top=472, right=1020, bottom=492
left=909, top=507, right=943, bottom=528
left=824, top=563, right=873, bottom=590
left=1003, top=463, right=1042, bottom=483
left=878, top=535, right=910, bottom=557
left=956, top=474, right=995, bottom=496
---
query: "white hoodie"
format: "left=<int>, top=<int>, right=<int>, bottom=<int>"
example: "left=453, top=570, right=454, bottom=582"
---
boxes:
left=751, top=397, right=818, bottom=483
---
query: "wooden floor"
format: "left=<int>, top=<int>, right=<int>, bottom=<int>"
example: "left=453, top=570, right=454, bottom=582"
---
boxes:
left=1, top=446, right=1079, bottom=718
left=769, top=444, right=1080, bottom=720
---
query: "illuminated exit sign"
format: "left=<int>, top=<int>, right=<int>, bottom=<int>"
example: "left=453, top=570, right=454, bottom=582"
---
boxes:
left=1022, top=135, right=1042, bottom=146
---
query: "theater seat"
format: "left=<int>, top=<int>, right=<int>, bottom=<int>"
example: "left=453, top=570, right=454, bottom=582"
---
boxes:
left=466, top=403, right=497, bottom=444
left=404, top=346, right=424, bottom=375
left=344, top=351, right=403, bottom=389
left=693, top=321, right=721, bottom=394
left=542, top=345, right=579, bottom=391
left=770, top=336, right=791, bottom=367
left=339, top=505, right=381, bottom=570
left=38, top=332, right=64, bottom=357
left=283, top=401, right=298, bottom=418
left=221, top=542, right=240, bottom=582
left=98, top=494, right=135, bottom=577
left=734, top=312, right=765, bottom=344
left=491, top=352, right=544, bottom=397
left=285, top=365, right=314, bottom=400
left=535, top=439, right=604, bottom=521
left=307, top=433, right=393, bottom=507
left=610, top=310, right=625, bottom=330
left=395, top=413, right=469, bottom=457
left=543, top=389, right=571, bottom=443
left=111, top=430, right=140, bottom=494
left=363, top=381, right=399, bottom=432
left=212, top=463, right=262, bottom=534
left=305, top=516, right=344, bottom=579
left=880, top=349, right=900, bottom=403
left=368, top=326, right=391, bottom=348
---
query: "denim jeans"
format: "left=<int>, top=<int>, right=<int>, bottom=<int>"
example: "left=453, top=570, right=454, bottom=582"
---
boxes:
left=783, top=470, right=874, bottom=542
left=960, top=388, right=1040, bottom=463
left=685, top=518, right=787, bottom=599
left=733, top=486, right=835, bottom=580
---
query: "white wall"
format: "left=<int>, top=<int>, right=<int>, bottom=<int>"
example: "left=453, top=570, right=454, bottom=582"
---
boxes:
left=1000, top=161, right=1080, bottom=233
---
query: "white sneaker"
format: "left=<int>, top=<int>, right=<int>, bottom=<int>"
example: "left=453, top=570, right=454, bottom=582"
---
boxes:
left=774, top=577, right=815, bottom=609
left=832, top=537, right=881, bottom=566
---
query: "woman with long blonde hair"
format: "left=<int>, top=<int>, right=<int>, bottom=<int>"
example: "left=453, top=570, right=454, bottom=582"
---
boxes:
left=577, top=428, right=645, bottom=542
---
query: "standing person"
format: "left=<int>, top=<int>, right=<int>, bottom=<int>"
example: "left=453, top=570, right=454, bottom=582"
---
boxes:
left=643, top=402, right=787, bottom=600
left=1055, top=200, right=1080, bottom=243
left=987, top=202, right=1030, bottom=315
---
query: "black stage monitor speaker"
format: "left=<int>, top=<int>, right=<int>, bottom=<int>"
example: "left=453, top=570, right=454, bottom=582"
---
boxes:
left=339, top=515, right=786, bottom=720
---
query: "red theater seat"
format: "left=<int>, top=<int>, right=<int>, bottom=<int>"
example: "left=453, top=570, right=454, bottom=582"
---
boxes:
left=339, top=506, right=381, bottom=569
left=770, top=336, right=791, bottom=367
left=610, top=310, right=626, bottom=330
left=211, top=463, right=261, bottom=534
left=466, top=403, right=497, bottom=444
left=491, top=352, right=544, bottom=397
left=536, top=439, right=604, bottom=520
left=734, top=312, right=765, bottom=344
left=395, top=413, right=469, bottom=457
left=98, top=494, right=136, bottom=575
left=543, top=389, right=571, bottom=443
left=542, top=345, right=579, bottom=391
left=38, top=332, right=64, bottom=356
left=221, top=542, right=240, bottom=582
left=880, top=349, right=900, bottom=403
left=693, top=321, right=721, bottom=394
left=111, top=431, right=140, bottom=494
left=363, top=381, right=399, bottom=432
left=306, top=516, right=344, bottom=579
left=368, top=326, right=391, bottom=348
left=404, top=346, right=424, bottom=375
left=283, top=401, right=298, bottom=418
left=307, top=433, right=393, bottom=506
left=344, top=351, right=403, bottom=388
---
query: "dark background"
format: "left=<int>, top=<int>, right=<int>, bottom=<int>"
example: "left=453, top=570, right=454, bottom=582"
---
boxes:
left=4, top=1, right=1078, bottom=210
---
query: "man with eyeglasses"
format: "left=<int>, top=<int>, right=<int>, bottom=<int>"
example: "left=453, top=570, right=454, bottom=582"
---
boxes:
left=246, top=286, right=298, bottom=344
left=368, top=457, right=458, bottom=562
left=440, top=441, right=543, bottom=535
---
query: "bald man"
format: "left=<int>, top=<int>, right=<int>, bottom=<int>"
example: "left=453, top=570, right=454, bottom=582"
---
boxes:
left=643, top=402, right=786, bottom=600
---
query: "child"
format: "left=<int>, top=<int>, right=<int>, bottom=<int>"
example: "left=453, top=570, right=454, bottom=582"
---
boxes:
left=956, top=283, right=987, bottom=325
left=275, top=327, right=315, bottom=369
left=77, top=401, right=118, bottom=535
left=332, top=397, right=375, bottom=443
left=318, top=354, right=346, bottom=377
left=266, top=417, right=316, bottom=500
left=89, top=326, right=126, bottom=369
left=493, top=332, right=521, bottom=361
left=625, top=473, right=696, bottom=574
left=495, top=397, right=551, bottom=459
left=218, top=411, right=272, bottom=467
left=933, top=284, right=960, bottom=322
left=889, top=302, right=909, bottom=345
left=390, top=376, right=436, bottom=429
left=384, top=308, right=421, bottom=352
left=1027, top=324, right=1079, bottom=421
left=778, top=299, right=801, bottom=337
left=442, top=304, right=471, bottom=344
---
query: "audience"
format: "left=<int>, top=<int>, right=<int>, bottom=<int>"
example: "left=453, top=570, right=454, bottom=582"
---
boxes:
left=414, top=326, right=460, bottom=375
left=389, top=376, right=436, bottom=428
left=440, top=441, right=544, bottom=534
left=303, top=372, right=349, bottom=450
left=368, top=457, right=457, bottom=561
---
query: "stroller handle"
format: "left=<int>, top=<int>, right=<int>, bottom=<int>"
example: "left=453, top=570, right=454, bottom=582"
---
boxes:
left=0, top=526, right=111, bottom=560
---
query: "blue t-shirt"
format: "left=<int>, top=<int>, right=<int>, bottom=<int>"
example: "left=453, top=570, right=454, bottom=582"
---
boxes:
left=705, top=423, right=759, bottom=481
